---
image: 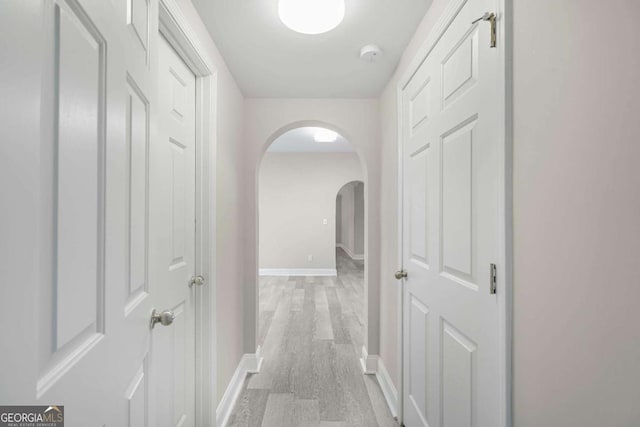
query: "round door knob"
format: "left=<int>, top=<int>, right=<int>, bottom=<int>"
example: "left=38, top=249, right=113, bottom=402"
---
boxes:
left=150, top=309, right=175, bottom=329
left=189, top=275, right=205, bottom=287
left=395, top=270, right=408, bottom=280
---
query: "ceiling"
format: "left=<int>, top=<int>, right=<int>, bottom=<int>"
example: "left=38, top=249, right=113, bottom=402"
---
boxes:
left=191, top=0, right=432, bottom=98
left=267, top=127, right=355, bottom=152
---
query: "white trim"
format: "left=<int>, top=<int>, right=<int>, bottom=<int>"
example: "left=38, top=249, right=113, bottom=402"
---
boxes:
left=376, top=358, right=399, bottom=419
left=215, top=348, right=263, bottom=427
left=244, top=345, right=264, bottom=374
left=359, top=346, right=379, bottom=375
left=336, top=243, right=364, bottom=261
left=258, top=268, right=337, bottom=277
left=396, top=0, right=512, bottom=425
left=159, top=0, right=215, bottom=75
left=395, top=54, right=406, bottom=426
left=158, top=2, right=218, bottom=426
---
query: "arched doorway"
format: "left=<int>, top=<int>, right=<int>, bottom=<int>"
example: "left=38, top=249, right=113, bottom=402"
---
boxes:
left=226, top=124, right=390, bottom=424
left=243, top=112, right=380, bottom=378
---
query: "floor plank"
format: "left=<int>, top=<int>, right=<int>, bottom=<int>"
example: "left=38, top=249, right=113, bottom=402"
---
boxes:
left=261, top=393, right=294, bottom=427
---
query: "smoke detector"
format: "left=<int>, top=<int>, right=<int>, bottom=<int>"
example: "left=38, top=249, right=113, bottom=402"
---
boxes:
left=360, top=44, right=382, bottom=63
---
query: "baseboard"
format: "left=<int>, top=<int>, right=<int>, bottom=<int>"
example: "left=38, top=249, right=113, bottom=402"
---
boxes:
left=359, top=346, right=379, bottom=375
left=258, top=268, right=337, bottom=277
left=336, top=244, right=364, bottom=261
left=376, top=357, right=399, bottom=418
left=216, top=346, right=263, bottom=427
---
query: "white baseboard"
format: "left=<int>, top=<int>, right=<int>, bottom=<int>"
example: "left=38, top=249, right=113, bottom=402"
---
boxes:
left=359, top=346, right=379, bottom=375
left=336, top=244, right=364, bottom=261
left=258, top=268, right=337, bottom=277
left=376, top=357, right=399, bottom=418
left=244, top=345, right=263, bottom=374
left=216, top=346, right=263, bottom=427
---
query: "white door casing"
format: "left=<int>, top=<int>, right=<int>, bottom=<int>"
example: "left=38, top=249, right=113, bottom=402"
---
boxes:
left=400, top=0, right=507, bottom=426
left=152, top=34, right=198, bottom=427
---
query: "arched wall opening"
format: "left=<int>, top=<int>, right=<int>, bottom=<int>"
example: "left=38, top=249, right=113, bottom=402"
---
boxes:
left=243, top=99, right=381, bottom=375
left=250, top=115, right=378, bottom=371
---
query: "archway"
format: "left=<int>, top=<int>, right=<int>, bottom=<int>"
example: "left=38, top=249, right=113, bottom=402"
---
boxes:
left=243, top=102, right=381, bottom=377
left=256, top=122, right=367, bottom=364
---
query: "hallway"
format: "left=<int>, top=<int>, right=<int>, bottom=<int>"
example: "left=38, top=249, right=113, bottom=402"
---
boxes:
left=228, top=249, right=397, bottom=426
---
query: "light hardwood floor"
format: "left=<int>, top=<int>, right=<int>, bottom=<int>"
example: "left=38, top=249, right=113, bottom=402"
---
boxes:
left=227, top=248, right=398, bottom=427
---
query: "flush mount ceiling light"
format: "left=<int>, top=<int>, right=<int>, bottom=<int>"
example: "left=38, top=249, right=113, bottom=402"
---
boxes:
left=278, top=0, right=345, bottom=35
left=314, top=128, right=338, bottom=143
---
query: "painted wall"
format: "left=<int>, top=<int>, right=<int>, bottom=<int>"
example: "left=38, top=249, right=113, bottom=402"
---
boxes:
left=175, top=0, right=246, bottom=407
left=243, top=99, right=381, bottom=359
left=336, top=195, right=342, bottom=243
left=259, top=153, right=363, bottom=271
left=379, top=0, right=640, bottom=424
left=353, top=183, right=365, bottom=255
left=511, top=0, right=640, bottom=425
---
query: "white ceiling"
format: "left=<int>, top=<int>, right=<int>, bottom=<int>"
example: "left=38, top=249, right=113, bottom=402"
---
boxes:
left=191, top=0, right=432, bottom=98
left=267, top=127, right=355, bottom=152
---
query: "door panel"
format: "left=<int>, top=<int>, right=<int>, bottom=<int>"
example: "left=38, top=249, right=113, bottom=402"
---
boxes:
left=125, top=362, right=149, bottom=427
left=409, top=147, right=429, bottom=267
left=54, top=0, right=106, bottom=352
left=408, top=296, right=429, bottom=424
left=442, top=27, right=479, bottom=109
left=402, top=0, right=501, bottom=426
left=125, top=78, right=150, bottom=314
left=441, top=118, right=475, bottom=286
left=152, top=34, right=197, bottom=427
left=442, top=321, right=476, bottom=427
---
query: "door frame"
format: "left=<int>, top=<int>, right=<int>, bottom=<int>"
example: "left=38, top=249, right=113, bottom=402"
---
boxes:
left=395, top=0, right=512, bottom=425
left=158, top=1, right=218, bottom=425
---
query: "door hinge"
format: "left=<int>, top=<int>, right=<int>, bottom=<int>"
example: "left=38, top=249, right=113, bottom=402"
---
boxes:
left=472, top=12, right=497, bottom=48
left=490, top=263, right=497, bottom=294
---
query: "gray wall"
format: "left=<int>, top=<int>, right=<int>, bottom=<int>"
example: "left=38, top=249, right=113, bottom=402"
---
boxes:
left=336, top=182, right=365, bottom=259
left=336, top=194, right=342, bottom=244
left=259, top=153, right=363, bottom=270
left=511, top=0, right=640, bottom=424
left=354, top=182, right=365, bottom=255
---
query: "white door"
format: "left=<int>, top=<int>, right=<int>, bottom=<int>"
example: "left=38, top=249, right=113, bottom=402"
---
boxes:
left=0, top=1, right=201, bottom=426
left=0, top=0, right=157, bottom=425
left=401, top=0, right=502, bottom=426
left=150, top=35, right=197, bottom=427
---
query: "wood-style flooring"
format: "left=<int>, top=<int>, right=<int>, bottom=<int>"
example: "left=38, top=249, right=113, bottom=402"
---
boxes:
left=227, top=248, right=398, bottom=427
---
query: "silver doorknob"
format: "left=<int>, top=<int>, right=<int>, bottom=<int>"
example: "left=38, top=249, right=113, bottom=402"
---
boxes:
left=395, top=270, right=408, bottom=280
left=150, top=309, right=175, bottom=329
left=189, top=275, right=205, bottom=287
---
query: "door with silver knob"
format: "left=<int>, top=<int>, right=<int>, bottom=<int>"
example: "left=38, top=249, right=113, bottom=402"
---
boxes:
left=148, top=35, right=198, bottom=427
left=400, top=0, right=503, bottom=425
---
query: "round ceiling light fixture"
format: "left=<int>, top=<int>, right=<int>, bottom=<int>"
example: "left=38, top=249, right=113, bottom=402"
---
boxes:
left=278, top=0, right=346, bottom=35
